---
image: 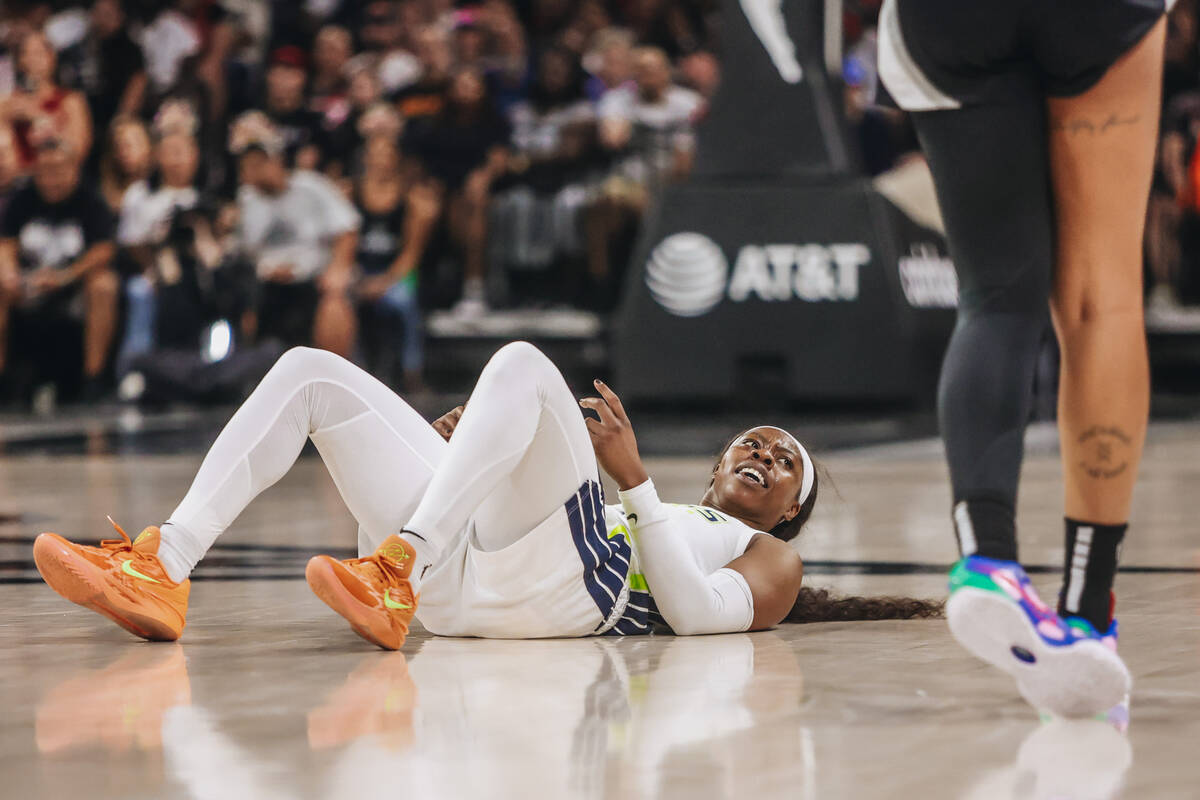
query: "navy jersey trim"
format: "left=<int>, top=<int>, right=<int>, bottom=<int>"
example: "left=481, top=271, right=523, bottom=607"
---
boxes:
left=565, top=480, right=635, bottom=631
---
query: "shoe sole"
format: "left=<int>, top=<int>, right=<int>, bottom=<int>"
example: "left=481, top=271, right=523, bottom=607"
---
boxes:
left=33, top=534, right=181, bottom=642
left=946, top=587, right=1130, bottom=718
left=305, top=557, right=406, bottom=650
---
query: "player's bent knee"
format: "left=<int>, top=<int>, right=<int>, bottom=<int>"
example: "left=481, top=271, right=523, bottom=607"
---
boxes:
left=486, top=340, right=554, bottom=381
left=271, top=345, right=346, bottom=384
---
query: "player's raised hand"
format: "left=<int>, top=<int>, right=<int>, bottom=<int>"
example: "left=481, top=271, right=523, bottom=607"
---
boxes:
left=432, top=406, right=464, bottom=441
left=580, top=380, right=649, bottom=491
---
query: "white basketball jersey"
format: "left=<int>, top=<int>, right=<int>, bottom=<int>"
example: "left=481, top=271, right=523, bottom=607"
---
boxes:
left=602, top=502, right=760, bottom=634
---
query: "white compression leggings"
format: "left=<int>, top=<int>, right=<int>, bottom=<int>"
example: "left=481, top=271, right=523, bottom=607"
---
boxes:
left=161, top=343, right=600, bottom=578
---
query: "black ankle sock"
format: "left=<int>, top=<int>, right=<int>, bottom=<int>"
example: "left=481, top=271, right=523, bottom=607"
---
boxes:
left=953, top=496, right=1018, bottom=561
left=1058, top=518, right=1125, bottom=632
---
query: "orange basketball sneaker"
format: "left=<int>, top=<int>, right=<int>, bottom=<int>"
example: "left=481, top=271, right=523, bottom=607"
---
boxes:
left=306, top=535, right=418, bottom=650
left=33, top=518, right=190, bottom=641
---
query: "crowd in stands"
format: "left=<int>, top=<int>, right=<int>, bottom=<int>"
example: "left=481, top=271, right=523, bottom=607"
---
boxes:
left=0, top=0, right=1194, bottom=410
left=0, top=0, right=720, bottom=407
left=1150, top=0, right=1200, bottom=316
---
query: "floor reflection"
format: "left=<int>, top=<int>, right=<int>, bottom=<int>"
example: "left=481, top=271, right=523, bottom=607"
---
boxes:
left=25, top=627, right=1142, bottom=800
left=961, top=718, right=1132, bottom=800
left=307, top=651, right=417, bottom=751
left=309, top=632, right=809, bottom=800
left=36, top=645, right=191, bottom=756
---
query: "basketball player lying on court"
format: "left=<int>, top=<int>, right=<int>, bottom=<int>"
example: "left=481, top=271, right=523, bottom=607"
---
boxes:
left=33, top=343, right=940, bottom=646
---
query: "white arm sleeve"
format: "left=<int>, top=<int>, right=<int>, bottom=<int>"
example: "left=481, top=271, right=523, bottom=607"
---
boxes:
left=620, top=479, right=755, bottom=635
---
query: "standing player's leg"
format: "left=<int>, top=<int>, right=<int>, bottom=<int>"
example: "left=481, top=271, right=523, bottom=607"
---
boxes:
left=912, top=87, right=1053, bottom=565
left=912, top=77, right=1129, bottom=717
left=33, top=347, right=447, bottom=640
left=1047, top=19, right=1165, bottom=634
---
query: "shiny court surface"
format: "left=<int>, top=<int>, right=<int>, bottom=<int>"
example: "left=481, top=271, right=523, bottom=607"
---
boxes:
left=1, top=422, right=1198, bottom=799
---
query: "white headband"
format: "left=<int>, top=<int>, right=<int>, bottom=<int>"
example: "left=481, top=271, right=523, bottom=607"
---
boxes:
left=756, top=426, right=815, bottom=507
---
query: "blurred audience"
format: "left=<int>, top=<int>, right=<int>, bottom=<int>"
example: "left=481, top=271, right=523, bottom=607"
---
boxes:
left=1151, top=0, right=1200, bottom=312
left=404, top=66, right=510, bottom=316
left=586, top=46, right=699, bottom=306
left=493, top=45, right=596, bottom=297
left=57, top=0, right=147, bottom=158
left=0, top=0, right=1190, bottom=410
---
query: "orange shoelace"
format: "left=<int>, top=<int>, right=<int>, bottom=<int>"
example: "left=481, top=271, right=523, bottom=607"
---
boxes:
left=352, top=553, right=408, bottom=587
left=99, top=516, right=134, bottom=552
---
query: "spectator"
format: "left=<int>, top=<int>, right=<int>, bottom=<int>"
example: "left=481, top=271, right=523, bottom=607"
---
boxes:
left=119, top=131, right=203, bottom=251
left=309, top=25, right=353, bottom=126
left=471, top=1, right=531, bottom=110
left=676, top=50, right=719, bottom=99
left=452, top=11, right=490, bottom=71
left=0, top=139, right=116, bottom=403
left=139, top=3, right=201, bottom=101
left=393, top=26, right=453, bottom=123
left=404, top=66, right=511, bottom=316
left=596, top=46, right=701, bottom=185
left=116, top=127, right=222, bottom=372
left=586, top=45, right=700, bottom=305
left=353, top=135, right=440, bottom=390
left=357, top=2, right=421, bottom=95
left=177, top=0, right=237, bottom=124
left=57, top=0, right=148, bottom=157
left=99, top=114, right=152, bottom=212
left=582, top=27, right=634, bottom=102
left=0, top=29, right=92, bottom=172
left=335, top=58, right=388, bottom=169
left=352, top=101, right=408, bottom=184
left=219, top=0, right=270, bottom=113
left=231, top=114, right=360, bottom=357
left=262, top=45, right=327, bottom=171
left=494, top=45, right=596, bottom=282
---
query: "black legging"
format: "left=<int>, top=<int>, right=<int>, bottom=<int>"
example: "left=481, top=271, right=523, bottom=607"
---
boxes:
left=913, top=79, right=1054, bottom=560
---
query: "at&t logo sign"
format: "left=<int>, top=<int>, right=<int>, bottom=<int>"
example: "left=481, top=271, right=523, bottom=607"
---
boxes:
left=646, top=233, right=870, bottom=317
left=644, top=233, right=729, bottom=317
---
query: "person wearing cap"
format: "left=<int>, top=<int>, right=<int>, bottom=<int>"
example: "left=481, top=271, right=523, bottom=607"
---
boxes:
left=231, top=113, right=360, bottom=358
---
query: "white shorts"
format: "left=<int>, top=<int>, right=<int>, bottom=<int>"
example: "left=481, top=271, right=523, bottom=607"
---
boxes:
left=418, top=481, right=633, bottom=638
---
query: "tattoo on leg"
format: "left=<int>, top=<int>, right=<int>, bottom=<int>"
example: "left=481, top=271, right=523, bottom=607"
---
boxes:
left=1050, top=113, right=1141, bottom=136
left=1076, top=425, right=1132, bottom=480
